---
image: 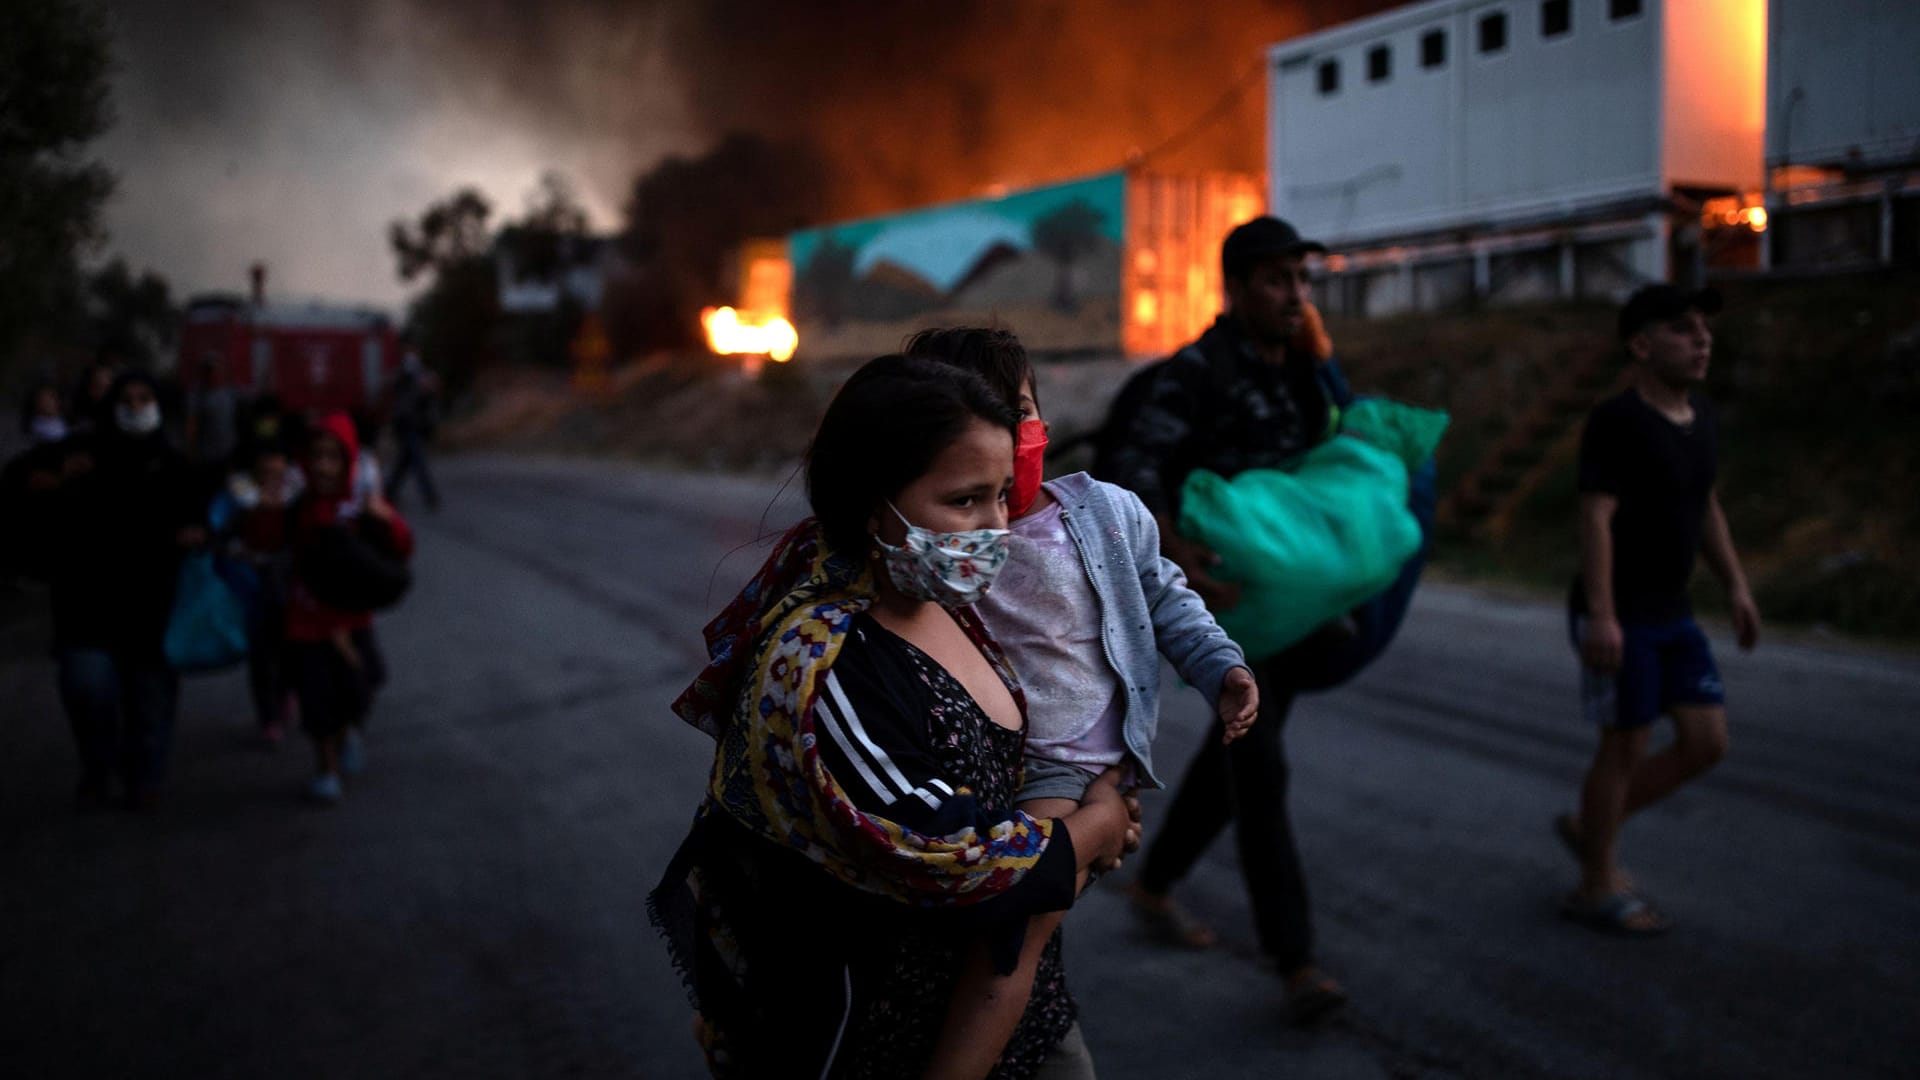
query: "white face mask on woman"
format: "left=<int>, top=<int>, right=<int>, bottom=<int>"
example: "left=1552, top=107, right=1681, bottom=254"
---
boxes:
left=115, top=402, right=162, bottom=436
left=873, top=502, right=1011, bottom=609
left=29, top=415, right=68, bottom=444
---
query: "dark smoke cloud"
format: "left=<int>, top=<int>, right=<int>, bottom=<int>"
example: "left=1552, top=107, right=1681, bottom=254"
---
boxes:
left=96, top=0, right=695, bottom=307
left=93, top=0, right=1395, bottom=308
left=659, top=1, right=1402, bottom=218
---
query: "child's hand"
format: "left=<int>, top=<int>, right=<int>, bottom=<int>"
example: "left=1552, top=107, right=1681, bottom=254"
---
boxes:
left=364, top=494, right=397, bottom=523
left=1217, top=666, right=1259, bottom=744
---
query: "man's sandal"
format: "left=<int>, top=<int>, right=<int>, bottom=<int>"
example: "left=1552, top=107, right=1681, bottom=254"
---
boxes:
left=1560, top=890, right=1673, bottom=937
left=1285, top=968, right=1349, bottom=1025
left=1125, top=884, right=1218, bottom=949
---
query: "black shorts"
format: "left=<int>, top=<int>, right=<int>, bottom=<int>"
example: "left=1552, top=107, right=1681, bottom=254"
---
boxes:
left=1569, top=612, right=1724, bottom=729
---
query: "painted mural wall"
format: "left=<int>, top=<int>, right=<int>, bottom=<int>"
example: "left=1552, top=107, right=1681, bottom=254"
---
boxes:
left=788, top=172, right=1125, bottom=359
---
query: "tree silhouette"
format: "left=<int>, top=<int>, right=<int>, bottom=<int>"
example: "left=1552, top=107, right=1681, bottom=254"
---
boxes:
left=618, top=132, right=829, bottom=350
left=1, top=0, right=116, bottom=374
left=1031, top=198, right=1107, bottom=313
left=388, top=188, right=498, bottom=393
left=495, top=172, right=592, bottom=285
left=87, top=259, right=176, bottom=368
left=389, top=188, right=493, bottom=284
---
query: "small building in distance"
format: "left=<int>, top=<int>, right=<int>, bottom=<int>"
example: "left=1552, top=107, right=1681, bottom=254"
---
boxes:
left=1267, top=0, right=1766, bottom=316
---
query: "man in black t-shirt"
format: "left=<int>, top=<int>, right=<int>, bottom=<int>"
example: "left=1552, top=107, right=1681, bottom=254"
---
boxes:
left=1559, top=284, right=1761, bottom=936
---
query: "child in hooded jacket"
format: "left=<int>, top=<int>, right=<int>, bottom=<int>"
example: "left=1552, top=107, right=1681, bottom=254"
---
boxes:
left=287, top=412, right=413, bottom=804
left=210, top=441, right=304, bottom=743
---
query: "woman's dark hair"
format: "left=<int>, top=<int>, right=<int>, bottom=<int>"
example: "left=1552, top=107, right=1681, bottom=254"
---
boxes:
left=806, top=354, right=1018, bottom=555
left=901, top=326, right=1037, bottom=417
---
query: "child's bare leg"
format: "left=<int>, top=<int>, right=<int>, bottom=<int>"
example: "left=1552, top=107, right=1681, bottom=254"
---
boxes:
left=921, top=797, right=1083, bottom=1080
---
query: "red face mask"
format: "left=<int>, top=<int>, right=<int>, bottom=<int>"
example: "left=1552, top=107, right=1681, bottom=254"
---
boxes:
left=1009, top=418, right=1049, bottom=517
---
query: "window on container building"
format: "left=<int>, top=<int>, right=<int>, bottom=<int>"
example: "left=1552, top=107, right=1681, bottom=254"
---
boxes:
left=1542, top=0, right=1571, bottom=37
left=1368, top=44, right=1391, bottom=82
left=1479, top=11, right=1508, bottom=54
left=1421, top=28, right=1447, bottom=68
left=1318, top=58, right=1340, bottom=95
left=1610, top=0, right=1642, bottom=19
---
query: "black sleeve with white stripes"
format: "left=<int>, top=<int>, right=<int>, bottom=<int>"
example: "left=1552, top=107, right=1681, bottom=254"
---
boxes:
left=811, top=621, right=1076, bottom=921
left=812, top=637, right=983, bottom=836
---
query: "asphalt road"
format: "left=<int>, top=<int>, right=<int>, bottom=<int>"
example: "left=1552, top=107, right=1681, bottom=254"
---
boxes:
left=3, top=454, right=1916, bottom=1079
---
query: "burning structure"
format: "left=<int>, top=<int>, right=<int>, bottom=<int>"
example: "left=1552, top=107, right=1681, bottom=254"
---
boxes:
left=701, top=239, right=797, bottom=366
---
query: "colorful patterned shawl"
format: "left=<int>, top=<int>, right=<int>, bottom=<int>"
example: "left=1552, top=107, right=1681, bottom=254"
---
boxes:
left=670, top=518, right=1057, bottom=904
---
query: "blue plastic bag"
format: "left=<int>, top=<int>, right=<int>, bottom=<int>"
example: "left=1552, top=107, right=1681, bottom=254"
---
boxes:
left=164, top=552, right=251, bottom=673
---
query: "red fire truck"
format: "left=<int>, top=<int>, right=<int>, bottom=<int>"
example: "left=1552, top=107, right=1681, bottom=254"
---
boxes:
left=177, top=294, right=401, bottom=416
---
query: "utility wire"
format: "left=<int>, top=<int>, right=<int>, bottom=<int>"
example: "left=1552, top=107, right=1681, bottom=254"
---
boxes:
left=1130, top=55, right=1268, bottom=168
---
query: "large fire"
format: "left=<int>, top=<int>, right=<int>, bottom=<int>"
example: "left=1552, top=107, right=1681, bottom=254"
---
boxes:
left=700, top=306, right=798, bottom=362
left=703, top=242, right=797, bottom=363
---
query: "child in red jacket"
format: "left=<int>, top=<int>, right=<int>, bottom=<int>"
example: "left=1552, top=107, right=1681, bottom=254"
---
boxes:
left=287, top=413, right=413, bottom=804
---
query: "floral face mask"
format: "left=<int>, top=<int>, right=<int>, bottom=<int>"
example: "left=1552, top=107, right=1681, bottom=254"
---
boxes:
left=874, top=502, right=1011, bottom=608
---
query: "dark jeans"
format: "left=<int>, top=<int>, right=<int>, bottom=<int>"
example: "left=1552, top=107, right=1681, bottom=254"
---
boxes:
left=289, top=628, right=386, bottom=740
left=56, top=647, right=181, bottom=790
left=384, top=427, right=439, bottom=508
left=1138, top=665, right=1313, bottom=971
left=247, top=580, right=289, bottom=730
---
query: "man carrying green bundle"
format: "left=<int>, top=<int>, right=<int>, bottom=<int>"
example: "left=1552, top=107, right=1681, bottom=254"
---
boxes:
left=1103, top=216, right=1436, bottom=1024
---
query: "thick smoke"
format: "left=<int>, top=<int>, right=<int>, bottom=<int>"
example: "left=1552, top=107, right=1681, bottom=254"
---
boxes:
left=95, top=0, right=694, bottom=306
left=94, top=0, right=1394, bottom=306
left=659, top=1, right=1402, bottom=218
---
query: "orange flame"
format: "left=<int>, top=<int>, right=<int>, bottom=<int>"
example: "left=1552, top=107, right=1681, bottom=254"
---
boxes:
left=701, top=306, right=798, bottom=363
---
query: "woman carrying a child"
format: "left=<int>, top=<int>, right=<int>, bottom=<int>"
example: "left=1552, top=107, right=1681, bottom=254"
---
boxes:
left=651, top=356, right=1137, bottom=1078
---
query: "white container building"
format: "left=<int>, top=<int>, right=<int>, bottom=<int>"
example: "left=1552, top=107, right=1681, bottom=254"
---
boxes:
left=1267, top=0, right=1765, bottom=315
left=1764, top=0, right=1920, bottom=269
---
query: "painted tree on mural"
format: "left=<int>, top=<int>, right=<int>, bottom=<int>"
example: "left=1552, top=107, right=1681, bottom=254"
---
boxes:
left=794, top=235, right=857, bottom=327
left=1031, top=198, right=1106, bottom=313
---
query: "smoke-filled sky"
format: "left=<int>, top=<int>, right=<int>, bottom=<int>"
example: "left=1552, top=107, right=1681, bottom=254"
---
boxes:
left=95, top=0, right=1395, bottom=310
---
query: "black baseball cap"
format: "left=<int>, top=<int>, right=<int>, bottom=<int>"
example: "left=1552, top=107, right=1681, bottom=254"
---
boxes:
left=1221, top=216, right=1328, bottom=280
left=1618, top=284, right=1722, bottom=340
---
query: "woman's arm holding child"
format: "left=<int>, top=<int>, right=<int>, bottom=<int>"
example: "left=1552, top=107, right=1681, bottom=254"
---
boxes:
left=921, top=774, right=1139, bottom=1080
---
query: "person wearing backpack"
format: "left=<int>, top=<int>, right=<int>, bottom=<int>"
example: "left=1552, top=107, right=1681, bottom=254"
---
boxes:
left=1103, top=216, right=1379, bottom=1024
left=286, top=412, right=413, bottom=804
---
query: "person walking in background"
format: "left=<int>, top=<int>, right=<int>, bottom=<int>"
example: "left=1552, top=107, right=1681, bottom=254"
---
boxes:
left=67, top=358, right=119, bottom=435
left=20, top=381, right=70, bottom=447
left=184, top=353, right=240, bottom=468
left=32, top=372, right=205, bottom=810
left=1103, top=216, right=1371, bottom=1024
left=383, top=351, right=440, bottom=512
left=210, top=441, right=304, bottom=745
left=1558, top=285, right=1759, bottom=936
left=3, top=382, right=75, bottom=586
left=285, top=413, right=412, bottom=804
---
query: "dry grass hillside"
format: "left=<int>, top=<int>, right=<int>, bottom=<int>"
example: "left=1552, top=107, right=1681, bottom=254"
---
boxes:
left=444, top=268, right=1920, bottom=640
